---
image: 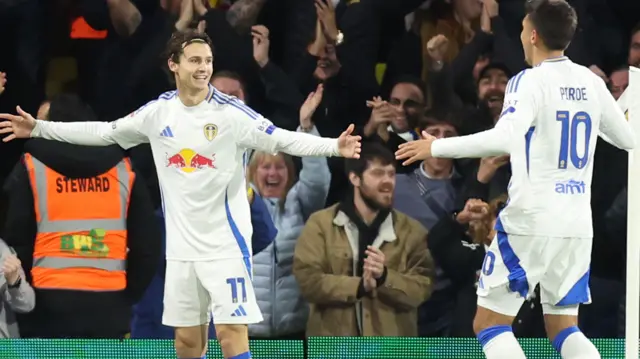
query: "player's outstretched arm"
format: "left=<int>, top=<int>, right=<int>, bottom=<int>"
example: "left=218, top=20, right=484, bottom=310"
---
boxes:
left=265, top=123, right=361, bottom=158
left=597, top=77, right=636, bottom=150
left=396, top=69, right=538, bottom=165
left=0, top=104, right=150, bottom=149
left=233, top=87, right=361, bottom=158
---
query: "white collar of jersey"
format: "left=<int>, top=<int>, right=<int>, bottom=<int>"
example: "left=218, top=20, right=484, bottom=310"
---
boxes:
left=537, top=56, right=569, bottom=66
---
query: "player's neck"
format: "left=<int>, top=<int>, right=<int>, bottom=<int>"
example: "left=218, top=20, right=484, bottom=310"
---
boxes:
left=531, top=50, right=565, bottom=67
left=176, top=85, right=209, bottom=107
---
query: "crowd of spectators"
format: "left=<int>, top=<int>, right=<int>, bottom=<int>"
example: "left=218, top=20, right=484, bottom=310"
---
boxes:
left=0, top=0, right=639, bottom=344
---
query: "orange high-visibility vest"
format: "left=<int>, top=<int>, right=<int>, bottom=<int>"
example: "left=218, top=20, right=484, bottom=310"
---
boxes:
left=23, top=154, right=135, bottom=291
left=70, top=17, right=108, bottom=39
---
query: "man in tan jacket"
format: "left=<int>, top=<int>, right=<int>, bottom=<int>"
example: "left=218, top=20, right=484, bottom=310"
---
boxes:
left=293, top=143, right=434, bottom=336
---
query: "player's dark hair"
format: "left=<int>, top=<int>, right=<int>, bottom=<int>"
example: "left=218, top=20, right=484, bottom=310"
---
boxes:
left=344, top=143, right=395, bottom=179
left=163, top=29, right=214, bottom=64
left=525, top=0, right=577, bottom=51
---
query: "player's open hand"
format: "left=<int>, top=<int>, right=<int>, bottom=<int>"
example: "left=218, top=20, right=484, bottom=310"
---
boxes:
left=337, top=124, right=361, bottom=158
left=0, top=106, right=37, bottom=142
left=395, top=131, right=436, bottom=166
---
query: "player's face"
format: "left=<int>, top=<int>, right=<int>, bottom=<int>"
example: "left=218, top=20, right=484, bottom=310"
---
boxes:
left=422, top=123, right=457, bottom=174
left=171, top=42, right=213, bottom=91
left=389, top=83, right=424, bottom=133
left=353, top=160, right=396, bottom=210
left=520, top=15, right=536, bottom=66
left=211, top=77, right=245, bottom=101
left=255, top=154, right=289, bottom=199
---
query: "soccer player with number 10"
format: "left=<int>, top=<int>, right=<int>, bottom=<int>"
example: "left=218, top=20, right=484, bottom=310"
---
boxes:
left=396, top=0, right=635, bottom=358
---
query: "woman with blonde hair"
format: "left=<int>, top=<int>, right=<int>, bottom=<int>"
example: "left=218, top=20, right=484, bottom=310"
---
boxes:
left=246, top=85, right=331, bottom=340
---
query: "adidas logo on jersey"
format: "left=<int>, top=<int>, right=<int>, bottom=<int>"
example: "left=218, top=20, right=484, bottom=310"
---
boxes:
left=160, top=126, right=174, bottom=137
left=230, top=305, right=247, bottom=317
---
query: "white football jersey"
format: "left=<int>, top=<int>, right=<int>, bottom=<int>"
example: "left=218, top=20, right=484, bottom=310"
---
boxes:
left=32, top=85, right=339, bottom=261
left=432, top=57, right=636, bottom=237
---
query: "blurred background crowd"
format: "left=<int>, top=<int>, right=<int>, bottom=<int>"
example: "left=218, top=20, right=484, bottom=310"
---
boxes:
left=0, top=0, right=639, bottom=346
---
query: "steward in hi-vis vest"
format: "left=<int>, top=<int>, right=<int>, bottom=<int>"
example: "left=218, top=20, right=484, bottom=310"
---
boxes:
left=2, top=138, right=161, bottom=339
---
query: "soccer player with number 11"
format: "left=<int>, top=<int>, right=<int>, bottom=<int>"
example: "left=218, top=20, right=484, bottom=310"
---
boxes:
left=0, top=30, right=361, bottom=359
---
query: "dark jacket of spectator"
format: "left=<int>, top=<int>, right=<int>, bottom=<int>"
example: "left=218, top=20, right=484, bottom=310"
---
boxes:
left=2, top=139, right=161, bottom=338
left=427, top=212, right=546, bottom=337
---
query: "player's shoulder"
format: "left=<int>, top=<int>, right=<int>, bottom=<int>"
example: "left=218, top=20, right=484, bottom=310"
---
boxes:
left=129, top=90, right=177, bottom=115
left=505, top=68, right=541, bottom=95
left=209, top=87, right=262, bottom=120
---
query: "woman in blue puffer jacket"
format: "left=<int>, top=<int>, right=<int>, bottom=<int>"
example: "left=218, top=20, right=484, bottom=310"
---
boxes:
left=245, top=88, right=330, bottom=339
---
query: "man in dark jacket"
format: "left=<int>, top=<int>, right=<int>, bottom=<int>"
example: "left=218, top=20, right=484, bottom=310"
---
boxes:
left=1, top=94, right=161, bottom=338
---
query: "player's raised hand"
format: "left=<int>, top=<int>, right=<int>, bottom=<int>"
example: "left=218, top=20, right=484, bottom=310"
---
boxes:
left=300, top=84, right=324, bottom=129
left=337, top=124, right=362, bottom=158
left=0, top=106, right=37, bottom=142
left=395, top=130, right=437, bottom=166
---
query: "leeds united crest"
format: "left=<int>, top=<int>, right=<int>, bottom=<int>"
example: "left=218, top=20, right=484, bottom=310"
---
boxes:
left=204, top=124, right=218, bottom=141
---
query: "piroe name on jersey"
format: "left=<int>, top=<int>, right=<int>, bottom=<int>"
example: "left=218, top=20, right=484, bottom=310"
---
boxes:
left=56, top=176, right=110, bottom=193
left=560, top=87, right=588, bottom=101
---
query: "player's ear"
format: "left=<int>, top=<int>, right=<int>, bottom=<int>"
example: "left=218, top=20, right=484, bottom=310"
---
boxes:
left=530, top=29, right=538, bottom=46
left=168, top=58, right=179, bottom=72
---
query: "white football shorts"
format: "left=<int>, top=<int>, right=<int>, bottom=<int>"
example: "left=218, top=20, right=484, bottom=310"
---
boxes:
left=162, top=258, right=263, bottom=327
left=477, top=231, right=592, bottom=317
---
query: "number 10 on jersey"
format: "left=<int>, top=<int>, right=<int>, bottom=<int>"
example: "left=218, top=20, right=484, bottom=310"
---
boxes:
left=556, top=110, right=592, bottom=169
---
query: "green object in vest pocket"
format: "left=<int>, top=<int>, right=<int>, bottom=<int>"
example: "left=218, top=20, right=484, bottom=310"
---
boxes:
left=60, top=228, right=110, bottom=257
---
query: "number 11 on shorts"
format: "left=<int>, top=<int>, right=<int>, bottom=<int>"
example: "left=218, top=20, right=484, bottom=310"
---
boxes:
left=226, top=277, right=247, bottom=303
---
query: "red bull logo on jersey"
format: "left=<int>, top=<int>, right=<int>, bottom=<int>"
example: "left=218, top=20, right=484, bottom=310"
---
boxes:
left=165, top=148, right=216, bottom=173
